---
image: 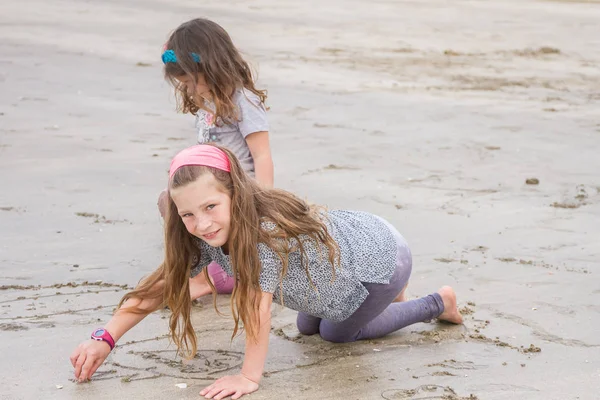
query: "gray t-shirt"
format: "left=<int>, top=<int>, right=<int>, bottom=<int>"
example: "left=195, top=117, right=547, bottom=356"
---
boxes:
left=195, top=89, right=268, bottom=175
left=192, top=210, right=402, bottom=322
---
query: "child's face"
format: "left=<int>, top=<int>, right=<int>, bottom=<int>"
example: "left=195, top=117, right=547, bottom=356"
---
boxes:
left=176, top=74, right=211, bottom=101
left=170, top=173, right=231, bottom=249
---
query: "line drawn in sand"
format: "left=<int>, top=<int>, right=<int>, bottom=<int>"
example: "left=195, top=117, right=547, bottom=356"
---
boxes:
left=381, top=384, right=478, bottom=400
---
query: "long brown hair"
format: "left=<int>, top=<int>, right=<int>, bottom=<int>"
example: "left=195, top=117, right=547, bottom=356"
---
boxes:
left=119, top=145, right=339, bottom=358
left=163, top=18, right=267, bottom=124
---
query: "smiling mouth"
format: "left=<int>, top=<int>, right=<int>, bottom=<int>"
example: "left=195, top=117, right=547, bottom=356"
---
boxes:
left=203, top=230, right=220, bottom=240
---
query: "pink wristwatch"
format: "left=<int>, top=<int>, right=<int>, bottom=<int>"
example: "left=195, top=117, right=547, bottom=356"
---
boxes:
left=91, top=328, right=115, bottom=350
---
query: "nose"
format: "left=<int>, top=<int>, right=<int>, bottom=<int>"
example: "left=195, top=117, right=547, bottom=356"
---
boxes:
left=194, top=215, right=212, bottom=233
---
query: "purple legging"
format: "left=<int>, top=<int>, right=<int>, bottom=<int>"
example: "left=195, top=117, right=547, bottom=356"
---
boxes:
left=296, top=231, right=444, bottom=343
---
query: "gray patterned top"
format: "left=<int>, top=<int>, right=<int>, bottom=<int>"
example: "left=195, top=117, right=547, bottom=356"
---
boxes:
left=191, top=210, right=401, bottom=322
left=195, top=88, right=268, bottom=175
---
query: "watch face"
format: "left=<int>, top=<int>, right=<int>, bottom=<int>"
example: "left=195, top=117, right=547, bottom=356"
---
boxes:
left=94, top=329, right=105, bottom=336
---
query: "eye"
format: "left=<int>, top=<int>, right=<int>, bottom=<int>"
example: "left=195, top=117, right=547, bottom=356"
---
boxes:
left=207, top=204, right=216, bottom=211
left=181, top=213, right=193, bottom=218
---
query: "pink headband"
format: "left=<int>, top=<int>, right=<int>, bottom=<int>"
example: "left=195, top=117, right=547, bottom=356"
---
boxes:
left=169, top=145, right=231, bottom=179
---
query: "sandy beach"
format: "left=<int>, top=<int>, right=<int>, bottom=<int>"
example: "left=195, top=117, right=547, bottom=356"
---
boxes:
left=1, top=0, right=599, bottom=399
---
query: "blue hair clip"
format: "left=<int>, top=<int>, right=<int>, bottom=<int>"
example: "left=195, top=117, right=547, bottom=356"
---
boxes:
left=161, top=49, right=200, bottom=64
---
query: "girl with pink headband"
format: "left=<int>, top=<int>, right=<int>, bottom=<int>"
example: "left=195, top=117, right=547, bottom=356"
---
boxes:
left=71, top=145, right=463, bottom=399
left=157, top=18, right=274, bottom=298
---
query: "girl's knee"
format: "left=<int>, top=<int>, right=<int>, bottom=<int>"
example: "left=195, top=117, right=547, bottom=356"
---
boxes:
left=296, top=313, right=320, bottom=336
left=297, top=324, right=319, bottom=336
left=207, top=262, right=234, bottom=294
left=157, top=189, right=168, bottom=218
left=319, top=328, right=357, bottom=343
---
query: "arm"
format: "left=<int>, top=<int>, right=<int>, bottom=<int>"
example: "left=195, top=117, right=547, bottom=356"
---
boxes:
left=241, top=291, right=273, bottom=383
left=71, top=277, right=207, bottom=382
left=105, top=294, right=163, bottom=342
left=246, top=131, right=274, bottom=188
left=200, top=292, right=273, bottom=400
left=70, top=292, right=162, bottom=382
left=189, top=268, right=213, bottom=300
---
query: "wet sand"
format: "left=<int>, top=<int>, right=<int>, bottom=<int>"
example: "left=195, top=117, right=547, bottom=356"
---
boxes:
left=1, top=0, right=599, bottom=399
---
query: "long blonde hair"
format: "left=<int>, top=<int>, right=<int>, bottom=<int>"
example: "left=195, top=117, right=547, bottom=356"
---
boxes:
left=119, top=145, right=339, bottom=358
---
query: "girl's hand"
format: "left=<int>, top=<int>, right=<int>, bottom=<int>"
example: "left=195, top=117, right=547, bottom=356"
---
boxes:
left=200, top=374, right=259, bottom=399
left=70, top=339, right=111, bottom=382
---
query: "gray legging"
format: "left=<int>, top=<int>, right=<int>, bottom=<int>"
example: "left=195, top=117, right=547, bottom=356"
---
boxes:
left=296, top=224, right=444, bottom=343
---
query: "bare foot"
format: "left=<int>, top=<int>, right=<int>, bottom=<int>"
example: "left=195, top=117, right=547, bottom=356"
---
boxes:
left=393, top=283, right=409, bottom=303
left=437, top=286, right=463, bottom=324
